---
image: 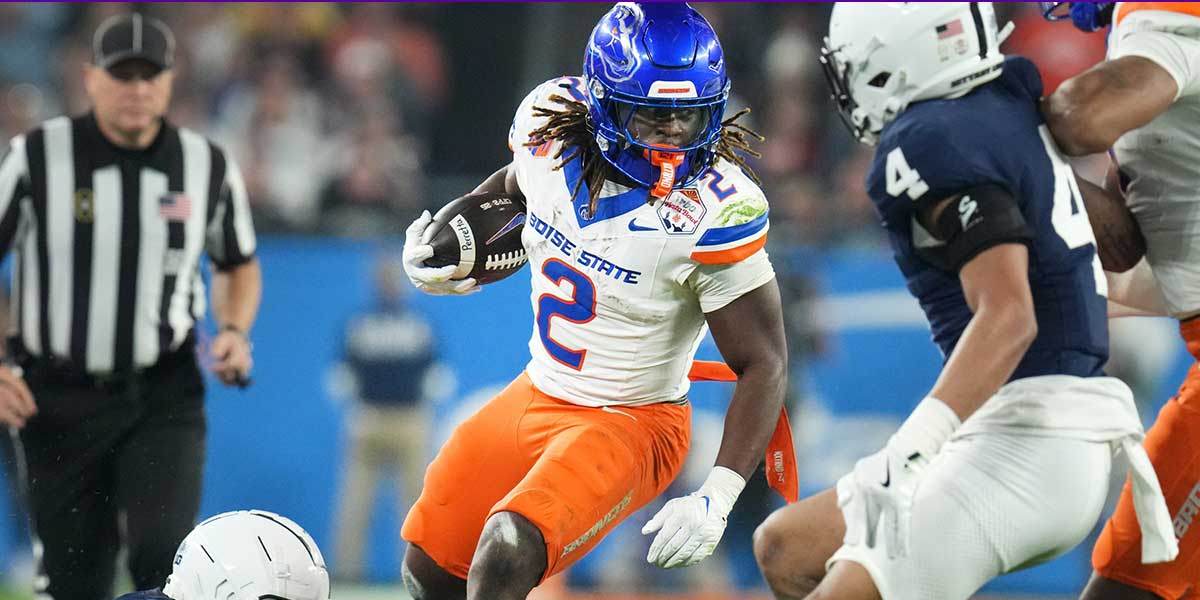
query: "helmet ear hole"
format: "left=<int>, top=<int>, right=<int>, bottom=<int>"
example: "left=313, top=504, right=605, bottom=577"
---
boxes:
left=867, top=72, right=891, bottom=88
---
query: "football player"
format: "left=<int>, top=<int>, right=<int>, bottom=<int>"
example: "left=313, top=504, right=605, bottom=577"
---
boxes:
left=400, top=3, right=791, bottom=600
left=753, top=3, right=1178, bottom=599
left=1041, top=3, right=1200, bottom=599
left=114, top=510, right=329, bottom=600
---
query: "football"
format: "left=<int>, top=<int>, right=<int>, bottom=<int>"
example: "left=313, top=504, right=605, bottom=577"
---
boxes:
left=423, top=191, right=528, bottom=284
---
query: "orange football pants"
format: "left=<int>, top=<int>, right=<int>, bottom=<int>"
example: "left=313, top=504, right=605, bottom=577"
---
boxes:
left=1093, top=319, right=1200, bottom=599
left=401, top=372, right=691, bottom=582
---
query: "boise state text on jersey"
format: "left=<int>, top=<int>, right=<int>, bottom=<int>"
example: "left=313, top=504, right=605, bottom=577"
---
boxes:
left=867, top=56, right=1108, bottom=380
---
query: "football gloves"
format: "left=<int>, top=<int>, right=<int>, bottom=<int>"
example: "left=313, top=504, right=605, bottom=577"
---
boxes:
left=838, top=396, right=960, bottom=558
left=402, top=210, right=480, bottom=296
left=837, top=444, right=929, bottom=559
left=643, top=466, right=745, bottom=569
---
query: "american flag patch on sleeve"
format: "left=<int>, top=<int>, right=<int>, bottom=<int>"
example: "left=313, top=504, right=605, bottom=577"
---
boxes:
left=159, top=193, right=192, bottom=221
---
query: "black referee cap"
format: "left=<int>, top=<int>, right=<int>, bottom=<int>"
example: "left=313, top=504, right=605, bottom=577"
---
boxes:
left=92, top=13, right=176, bottom=71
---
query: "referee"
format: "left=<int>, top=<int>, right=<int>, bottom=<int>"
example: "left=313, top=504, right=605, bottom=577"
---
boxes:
left=0, top=14, right=261, bottom=600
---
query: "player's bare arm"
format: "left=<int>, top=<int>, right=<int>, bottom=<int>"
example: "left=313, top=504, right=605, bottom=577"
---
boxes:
left=705, top=278, right=789, bottom=479
left=919, top=196, right=1037, bottom=419
left=1043, top=55, right=1177, bottom=156
left=931, top=241, right=1036, bottom=418
left=642, top=277, right=788, bottom=570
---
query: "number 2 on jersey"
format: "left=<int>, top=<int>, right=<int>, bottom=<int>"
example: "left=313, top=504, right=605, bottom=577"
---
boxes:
left=537, top=258, right=596, bottom=370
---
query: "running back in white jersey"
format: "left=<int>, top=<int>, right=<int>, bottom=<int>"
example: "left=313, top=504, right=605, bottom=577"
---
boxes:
left=508, top=77, right=775, bottom=407
left=1109, top=5, right=1200, bottom=317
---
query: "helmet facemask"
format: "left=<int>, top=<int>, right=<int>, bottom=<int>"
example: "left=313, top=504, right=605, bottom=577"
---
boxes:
left=588, top=80, right=728, bottom=195
left=818, top=38, right=908, bottom=146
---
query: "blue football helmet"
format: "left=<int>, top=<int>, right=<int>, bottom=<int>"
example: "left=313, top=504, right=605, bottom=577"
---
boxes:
left=1039, top=2, right=1114, bottom=32
left=584, top=2, right=729, bottom=193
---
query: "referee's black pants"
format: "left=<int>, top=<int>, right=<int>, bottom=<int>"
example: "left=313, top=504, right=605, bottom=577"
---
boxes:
left=16, top=347, right=205, bottom=600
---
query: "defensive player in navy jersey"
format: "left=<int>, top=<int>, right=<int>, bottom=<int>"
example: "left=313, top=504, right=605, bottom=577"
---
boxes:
left=753, top=3, right=1178, bottom=599
left=113, top=510, right=329, bottom=600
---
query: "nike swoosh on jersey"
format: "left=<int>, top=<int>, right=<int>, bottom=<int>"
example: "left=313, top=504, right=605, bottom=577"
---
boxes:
left=628, top=219, right=658, bottom=232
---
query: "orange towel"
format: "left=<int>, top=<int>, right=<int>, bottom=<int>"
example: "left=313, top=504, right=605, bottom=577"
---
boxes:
left=688, top=360, right=799, bottom=503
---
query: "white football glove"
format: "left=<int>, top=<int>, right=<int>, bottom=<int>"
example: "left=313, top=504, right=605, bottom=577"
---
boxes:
left=642, top=467, right=744, bottom=569
left=402, top=210, right=480, bottom=296
left=837, top=397, right=960, bottom=558
left=837, top=444, right=929, bottom=559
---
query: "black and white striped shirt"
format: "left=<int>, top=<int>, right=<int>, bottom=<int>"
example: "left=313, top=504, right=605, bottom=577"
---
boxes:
left=0, top=113, right=256, bottom=373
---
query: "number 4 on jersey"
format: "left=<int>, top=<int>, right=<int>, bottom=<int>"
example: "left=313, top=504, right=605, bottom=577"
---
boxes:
left=886, top=147, right=930, bottom=200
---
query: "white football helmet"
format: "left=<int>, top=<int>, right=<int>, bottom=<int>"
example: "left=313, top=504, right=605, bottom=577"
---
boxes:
left=820, top=2, right=1014, bottom=144
left=161, top=510, right=330, bottom=600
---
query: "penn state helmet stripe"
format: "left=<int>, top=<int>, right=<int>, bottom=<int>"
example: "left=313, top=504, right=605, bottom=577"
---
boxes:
left=969, top=3, right=988, bottom=59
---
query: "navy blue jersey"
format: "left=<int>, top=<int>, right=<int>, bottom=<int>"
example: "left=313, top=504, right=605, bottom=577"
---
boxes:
left=866, top=56, right=1108, bottom=380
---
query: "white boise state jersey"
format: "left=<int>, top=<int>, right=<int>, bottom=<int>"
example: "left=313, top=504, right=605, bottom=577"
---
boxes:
left=508, top=77, right=774, bottom=407
left=1109, top=5, right=1200, bottom=317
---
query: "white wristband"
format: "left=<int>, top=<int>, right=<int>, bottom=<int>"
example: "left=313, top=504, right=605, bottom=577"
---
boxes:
left=888, top=396, right=962, bottom=460
left=696, top=466, right=746, bottom=518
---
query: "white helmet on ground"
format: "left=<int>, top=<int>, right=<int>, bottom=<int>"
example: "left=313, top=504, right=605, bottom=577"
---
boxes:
left=820, top=2, right=1013, bottom=144
left=161, top=510, right=330, bottom=600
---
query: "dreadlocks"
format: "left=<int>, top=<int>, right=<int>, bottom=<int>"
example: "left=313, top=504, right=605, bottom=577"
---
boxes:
left=525, top=92, right=764, bottom=219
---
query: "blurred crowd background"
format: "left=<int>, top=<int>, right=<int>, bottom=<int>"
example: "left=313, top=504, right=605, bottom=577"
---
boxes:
left=0, top=3, right=1171, bottom=599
